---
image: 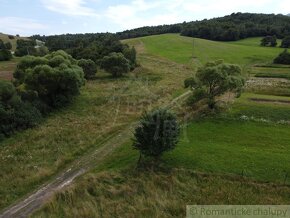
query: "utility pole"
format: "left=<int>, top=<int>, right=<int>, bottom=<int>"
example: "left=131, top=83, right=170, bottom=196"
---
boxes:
left=192, top=37, right=195, bottom=58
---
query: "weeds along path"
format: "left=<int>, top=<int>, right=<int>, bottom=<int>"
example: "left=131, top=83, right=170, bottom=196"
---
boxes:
left=0, top=91, right=191, bottom=218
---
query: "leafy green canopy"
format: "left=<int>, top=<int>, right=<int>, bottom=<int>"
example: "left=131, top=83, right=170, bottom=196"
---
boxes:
left=274, top=49, right=290, bottom=65
left=78, top=59, right=97, bottom=79
left=14, top=50, right=85, bottom=109
left=0, top=80, right=41, bottom=138
left=185, top=60, right=245, bottom=109
left=281, top=36, right=290, bottom=48
left=133, top=108, right=180, bottom=160
left=261, top=36, right=277, bottom=47
left=101, top=52, right=130, bottom=77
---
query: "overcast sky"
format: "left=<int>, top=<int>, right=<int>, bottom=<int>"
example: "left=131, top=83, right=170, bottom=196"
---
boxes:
left=0, top=0, right=289, bottom=36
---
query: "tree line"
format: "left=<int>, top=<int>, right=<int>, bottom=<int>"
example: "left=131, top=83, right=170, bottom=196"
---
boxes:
left=116, top=13, right=290, bottom=42
left=31, top=33, right=137, bottom=74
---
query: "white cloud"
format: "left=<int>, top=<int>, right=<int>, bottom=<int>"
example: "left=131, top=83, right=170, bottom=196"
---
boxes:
left=182, top=0, right=273, bottom=14
left=0, top=17, right=47, bottom=36
left=105, top=0, right=181, bottom=30
left=42, top=0, right=99, bottom=17
left=104, top=0, right=283, bottom=31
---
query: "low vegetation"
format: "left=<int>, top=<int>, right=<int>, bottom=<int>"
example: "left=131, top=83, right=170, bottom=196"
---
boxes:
left=274, top=49, right=290, bottom=64
left=32, top=169, right=290, bottom=218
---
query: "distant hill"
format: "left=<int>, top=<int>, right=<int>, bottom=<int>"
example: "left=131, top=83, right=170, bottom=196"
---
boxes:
left=0, top=33, right=29, bottom=51
left=287, top=14, right=290, bottom=16
left=117, top=13, right=290, bottom=41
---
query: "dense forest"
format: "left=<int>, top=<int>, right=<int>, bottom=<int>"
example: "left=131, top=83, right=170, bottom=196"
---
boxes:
left=117, top=13, right=290, bottom=41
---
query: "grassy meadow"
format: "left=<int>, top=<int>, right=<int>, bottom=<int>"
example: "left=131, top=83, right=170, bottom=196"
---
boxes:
left=0, top=50, right=192, bottom=210
left=1, top=33, right=290, bottom=216
left=125, top=34, right=284, bottom=65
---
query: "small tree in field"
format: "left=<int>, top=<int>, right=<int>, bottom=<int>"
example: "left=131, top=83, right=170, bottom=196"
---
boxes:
left=185, top=60, right=245, bottom=109
left=78, top=59, right=97, bottom=79
left=133, top=108, right=180, bottom=166
left=101, top=52, right=130, bottom=77
left=281, top=36, right=290, bottom=48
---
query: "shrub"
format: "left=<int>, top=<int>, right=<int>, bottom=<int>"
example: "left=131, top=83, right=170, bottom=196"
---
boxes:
left=274, top=49, right=290, bottom=64
left=123, top=46, right=137, bottom=70
left=0, top=49, right=12, bottom=61
left=78, top=59, right=97, bottom=79
left=101, top=52, right=130, bottom=77
left=261, top=36, right=277, bottom=47
left=133, top=108, right=180, bottom=165
left=281, top=36, right=290, bottom=48
left=0, top=80, right=41, bottom=137
left=5, top=42, right=12, bottom=50
left=14, top=51, right=85, bottom=109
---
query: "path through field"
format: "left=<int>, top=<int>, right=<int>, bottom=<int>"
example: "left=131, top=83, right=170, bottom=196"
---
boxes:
left=0, top=91, right=191, bottom=218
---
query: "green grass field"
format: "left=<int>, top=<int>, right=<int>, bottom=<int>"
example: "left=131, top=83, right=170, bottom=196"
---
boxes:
left=2, top=33, right=290, bottom=216
left=124, top=34, right=284, bottom=65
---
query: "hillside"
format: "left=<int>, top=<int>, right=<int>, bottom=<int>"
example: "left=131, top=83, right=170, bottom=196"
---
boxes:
left=0, top=33, right=29, bottom=51
left=117, top=13, right=290, bottom=41
left=1, top=34, right=290, bottom=217
left=28, top=34, right=290, bottom=216
left=124, top=34, right=284, bottom=65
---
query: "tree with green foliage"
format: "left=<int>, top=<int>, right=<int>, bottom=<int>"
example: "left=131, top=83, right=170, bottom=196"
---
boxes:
left=15, top=39, right=37, bottom=57
left=0, top=80, right=41, bottom=138
left=185, top=60, right=245, bottom=109
left=101, top=52, right=130, bottom=77
left=261, top=36, right=277, bottom=47
left=274, top=49, right=290, bottom=64
left=281, top=36, right=290, bottom=48
left=0, top=39, right=5, bottom=49
left=5, top=42, right=12, bottom=50
left=133, top=108, right=180, bottom=166
left=123, top=45, right=137, bottom=70
left=0, top=49, right=12, bottom=61
left=14, top=50, right=85, bottom=109
left=78, top=59, right=97, bottom=79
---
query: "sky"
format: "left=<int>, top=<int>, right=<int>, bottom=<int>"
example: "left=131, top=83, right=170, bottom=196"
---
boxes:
left=0, top=0, right=289, bottom=36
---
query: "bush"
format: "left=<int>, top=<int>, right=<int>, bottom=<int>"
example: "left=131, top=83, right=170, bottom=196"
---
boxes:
left=78, top=59, right=97, bottom=79
left=101, top=52, right=130, bottom=77
left=281, top=36, right=290, bottom=48
left=0, top=80, right=42, bottom=137
left=15, top=50, right=85, bottom=109
left=133, top=108, right=180, bottom=165
left=0, top=49, right=12, bottom=61
left=261, top=36, right=277, bottom=47
left=274, top=49, right=290, bottom=64
left=123, top=46, right=137, bottom=70
left=5, top=42, right=12, bottom=50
